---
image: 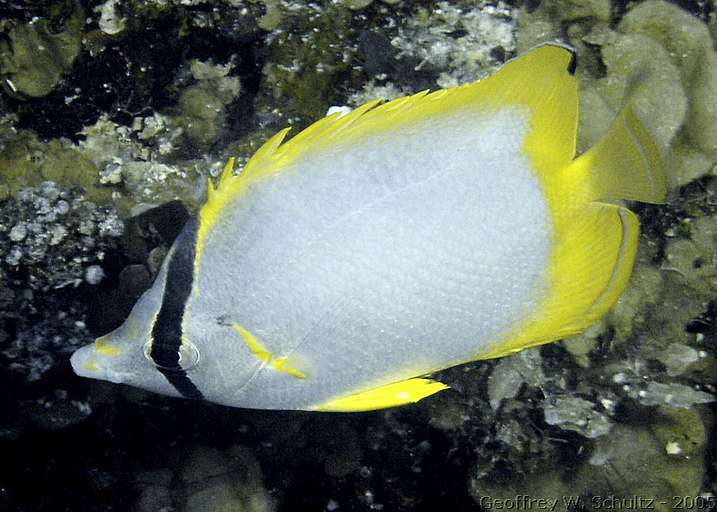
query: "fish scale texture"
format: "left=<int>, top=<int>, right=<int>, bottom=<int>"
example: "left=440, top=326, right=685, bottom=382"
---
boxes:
left=193, top=107, right=551, bottom=409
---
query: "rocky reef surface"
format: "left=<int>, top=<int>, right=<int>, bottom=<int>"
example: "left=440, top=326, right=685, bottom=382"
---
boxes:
left=1, top=0, right=716, bottom=511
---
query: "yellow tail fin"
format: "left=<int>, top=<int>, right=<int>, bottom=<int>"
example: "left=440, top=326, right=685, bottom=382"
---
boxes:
left=477, top=105, right=666, bottom=360
left=570, top=106, right=667, bottom=204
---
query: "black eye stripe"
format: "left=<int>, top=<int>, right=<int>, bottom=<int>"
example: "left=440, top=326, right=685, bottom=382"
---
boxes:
left=150, top=217, right=204, bottom=400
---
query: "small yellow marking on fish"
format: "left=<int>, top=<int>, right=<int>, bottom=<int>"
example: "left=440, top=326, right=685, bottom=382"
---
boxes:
left=80, top=338, right=123, bottom=374
left=233, top=324, right=306, bottom=379
left=272, top=356, right=306, bottom=379
left=233, top=324, right=272, bottom=362
left=94, top=337, right=123, bottom=357
left=83, top=359, right=100, bottom=373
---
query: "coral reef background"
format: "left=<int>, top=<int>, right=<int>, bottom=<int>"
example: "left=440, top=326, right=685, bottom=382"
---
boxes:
left=0, top=0, right=716, bottom=510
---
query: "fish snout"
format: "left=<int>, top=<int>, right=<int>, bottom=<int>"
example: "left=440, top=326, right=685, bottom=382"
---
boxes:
left=70, top=341, right=126, bottom=384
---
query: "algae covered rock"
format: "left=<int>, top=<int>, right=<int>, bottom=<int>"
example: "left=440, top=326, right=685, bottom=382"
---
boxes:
left=0, top=2, right=84, bottom=99
left=516, top=0, right=717, bottom=189
left=0, top=132, right=111, bottom=206
left=543, top=396, right=612, bottom=438
left=0, top=181, right=123, bottom=382
left=257, top=0, right=283, bottom=31
left=258, top=2, right=356, bottom=121
left=180, top=445, right=272, bottom=512
left=390, top=1, right=518, bottom=88
left=470, top=407, right=708, bottom=511
left=76, top=113, right=210, bottom=214
left=96, top=0, right=127, bottom=35
left=134, top=469, right=173, bottom=512
left=582, top=31, right=687, bottom=152
left=515, top=0, right=610, bottom=53
left=577, top=407, right=707, bottom=511
left=619, top=0, right=717, bottom=158
left=639, top=382, right=714, bottom=408
left=133, top=445, right=273, bottom=512
left=487, top=350, right=543, bottom=410
left=471, top=469, right=571, bottom=509
left=658, top=343, right=701, bottom=377
left=172, top=60, right=242, bottom=150
left=664, top=214, right=717, bottom=296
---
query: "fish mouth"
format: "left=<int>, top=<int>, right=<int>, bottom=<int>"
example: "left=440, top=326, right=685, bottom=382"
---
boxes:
left=70, top=344, right=103, bottom=379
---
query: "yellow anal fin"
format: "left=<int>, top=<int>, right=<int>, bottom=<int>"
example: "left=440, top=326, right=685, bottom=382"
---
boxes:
left=232, top=324, right=307, bottom=379
left=311, top=378, right=449, bottom=412
left=569, top=106, right=667, bottom=204
left=478, top=202, right=639, bottom=360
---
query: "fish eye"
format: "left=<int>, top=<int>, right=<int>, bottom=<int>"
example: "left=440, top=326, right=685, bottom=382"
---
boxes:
left=142, top=339, right=201, bottom=372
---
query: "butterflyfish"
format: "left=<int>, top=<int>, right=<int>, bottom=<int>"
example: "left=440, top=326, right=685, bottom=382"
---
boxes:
left=71, top=44, right=666, bottom=412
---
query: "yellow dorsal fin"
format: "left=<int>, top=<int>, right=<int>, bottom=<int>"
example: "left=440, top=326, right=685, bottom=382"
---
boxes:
left=494, top=43, right=579, bottom=176
left=207, top=157, right=234, bottom=204
left=210, top=98, right=384, bottom=202
left=310, top=378, right=449, bottom=412
left=233, top=127, right=293, bottom=184
left=478, top=202, right=639, bottom=360
left=273, top=43, right=578, bottom=178
left=208, top=44, right=578, bottom=202
left=197, top=44, right=579, bottom=256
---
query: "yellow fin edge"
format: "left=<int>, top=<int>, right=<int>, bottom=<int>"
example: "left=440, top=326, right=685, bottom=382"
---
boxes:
left=195, top=129, right=291, bottom=271
left=477, top=203, right=639, bottom=360
left=478, top=100, right=665, bottom=360
left=194, top=45, right=581, bottom=279
left=310, top=378, right=449, bottom=412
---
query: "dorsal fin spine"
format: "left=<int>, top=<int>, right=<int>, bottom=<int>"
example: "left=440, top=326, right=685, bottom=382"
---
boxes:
left=217, top=156, right=237, bottom=190
left=234, top=128, right=291, bottom=183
